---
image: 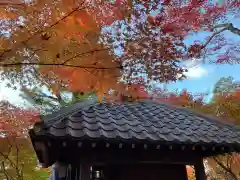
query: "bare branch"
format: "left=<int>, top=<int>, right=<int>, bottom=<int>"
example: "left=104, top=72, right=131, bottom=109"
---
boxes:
left=228, top=23, right=240, bottom=36
left=0, top=150, right=17, bottom=171
left=200, top=23, right=240, bottom=54
left=213, top=23, right=240, bottom=36
left=202, top=27, right=229, bottom=49
left=213, top=156, right=238, bottom=180
left=37, top=93, right=59, bottom=101
left=14, top=141, right=21, bottom=180
left=1, top=161, right=10, bottom=180
left=0, top=140, right=13, bottom=180
left=213, top=23, right=231, bottom=29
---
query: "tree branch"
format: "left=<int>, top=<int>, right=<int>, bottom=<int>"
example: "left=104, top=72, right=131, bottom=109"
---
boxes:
left=21, top=87, right=60, bottom=104
left=0, top=62, right=121, bottom=69
left=0, top=140, right=13, bottom=180
left=1, top=161, right=10, bottom=180
left=202, top=27, right=229, bottom=49
left=61, top=48, right=110, bottom=65
left=213, top=23, right=240, bottom=36
left=37, top=93, right=59, bottom=102
left=14, top=141, right=22, bottom=180
left=0, top=1, right=25, bottom=7
left=201, top=23, right=240, bottom=51
left=0, top=48, right=120, bottom=69
left=0, top=150, right=17, bottom=172
left=0, top=47, right=115, bottom=70
left=213, top=156, right=238, bottom=180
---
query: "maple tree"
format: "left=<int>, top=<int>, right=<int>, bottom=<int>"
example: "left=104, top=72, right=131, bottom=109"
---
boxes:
left=0, top=0, right=238, bottom=97
left=92, top=0, right=239, bottom=88
left=106, top=0, right=240, bottom=83
left=145, top=0, right=240, bottom=64
left=0, top=101, right=50, bottom=180
left=0, top=0, right=129, bottom=96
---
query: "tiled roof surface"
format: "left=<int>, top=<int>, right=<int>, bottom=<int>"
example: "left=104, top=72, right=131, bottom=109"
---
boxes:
left=39, top=100, right=240, bottom=146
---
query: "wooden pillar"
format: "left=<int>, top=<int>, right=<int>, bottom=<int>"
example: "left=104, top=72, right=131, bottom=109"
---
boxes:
left=194, top=158, right=207, bottom=180
left=80, top=163, right=91, bottom=180
left=182, top=165, right=189, bottom=180
left=69, top=164, right=80, bottom=180
left=34, top=141, right=50, bottom=167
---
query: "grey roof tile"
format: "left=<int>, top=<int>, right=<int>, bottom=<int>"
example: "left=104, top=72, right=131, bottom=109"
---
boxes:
left=37, top=100, right=240, bottom=148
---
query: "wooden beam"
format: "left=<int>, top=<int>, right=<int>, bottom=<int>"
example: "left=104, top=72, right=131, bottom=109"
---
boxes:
left=194, top=158, right=207, bottom=180
left=103, top=163, right=189, bottom=180
left=77, top=150, right=200, bottom=165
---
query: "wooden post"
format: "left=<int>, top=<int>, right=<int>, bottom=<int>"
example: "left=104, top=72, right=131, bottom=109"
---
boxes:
left=194, top=158, right=207, bottom=180
left=80, top=163, right=91, bottom=180
left=182, top=165, right=189, bottom=180
left=69, top=164, right=80, bottom=180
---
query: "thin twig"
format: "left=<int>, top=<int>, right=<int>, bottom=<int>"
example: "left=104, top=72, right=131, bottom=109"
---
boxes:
left=0, top=47, right=120, bottom=69
left=24, top=3, right=85, bottom=44
left=192, top=23, right=240, bottom=61
left=202, top=26, right=229, bottom=49
left=1, top=161, right=10, bottom=180
left=61, top=48, right=110, bottom=65
left=0, top=150, right=17, bottom=170
left=14, top=140, right=22, bottom=180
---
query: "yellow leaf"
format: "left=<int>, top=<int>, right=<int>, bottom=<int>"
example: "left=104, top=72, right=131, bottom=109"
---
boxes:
left=15, top=65, right=21, bottom=72
left=97, top=96, right=103, bottom=103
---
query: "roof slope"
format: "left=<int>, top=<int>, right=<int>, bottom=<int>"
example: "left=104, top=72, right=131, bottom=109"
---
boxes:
left=35, top=100, right=240, bottom=148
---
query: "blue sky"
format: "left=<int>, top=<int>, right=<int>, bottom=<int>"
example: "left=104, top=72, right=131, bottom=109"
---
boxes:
left=0, top=1, right=239, bottom=105
left=165, top=64, right=240, bottom=101
left=165, top=15, right=240, bottom=102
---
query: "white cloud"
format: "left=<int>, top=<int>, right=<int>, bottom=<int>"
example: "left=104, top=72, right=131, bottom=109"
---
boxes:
left=182, top=58, right=214, bottom=79
left=184, top=66, right=208, bottom=79
left=0, top=79, right=23, bottom=105
left=184, top=58, right=202, bottom=68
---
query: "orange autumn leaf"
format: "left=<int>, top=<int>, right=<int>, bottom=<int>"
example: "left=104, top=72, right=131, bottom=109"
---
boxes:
left=233, top=90, right=240, bottom=97
left=74, top=10, right=98, bottom=31
left=147, top=16, right=155, bottom=25
left=50, top=85, right=61, bottom=96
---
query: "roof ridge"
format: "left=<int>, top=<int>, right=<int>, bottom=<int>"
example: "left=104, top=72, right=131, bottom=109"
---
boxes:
left=42, top=99, right=98, bottom=126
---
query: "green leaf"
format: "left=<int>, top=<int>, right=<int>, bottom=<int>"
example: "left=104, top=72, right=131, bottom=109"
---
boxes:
left=199, top=7, right=206, bottom=15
